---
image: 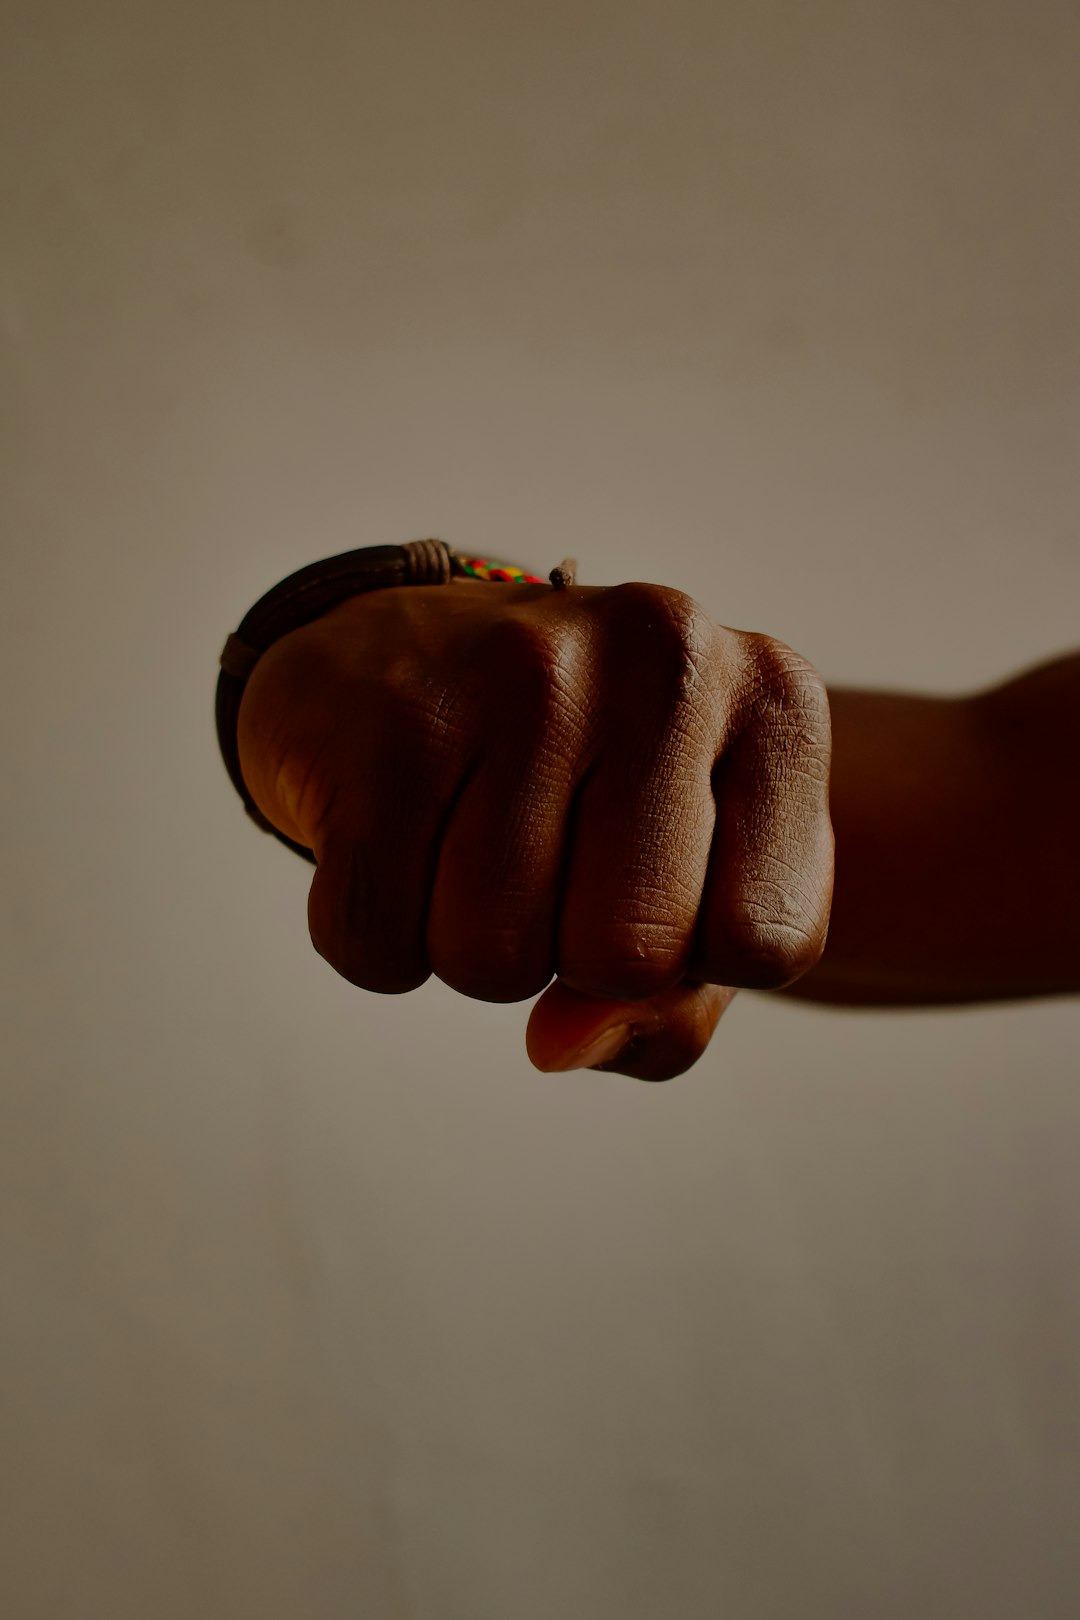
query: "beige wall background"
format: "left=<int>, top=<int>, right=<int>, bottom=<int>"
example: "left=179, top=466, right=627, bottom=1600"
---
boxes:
left=3, top=1, right=1079, bottom=1615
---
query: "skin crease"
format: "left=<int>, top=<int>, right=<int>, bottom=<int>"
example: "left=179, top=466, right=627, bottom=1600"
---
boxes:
left=236, top=579, right=1079, bottom=1080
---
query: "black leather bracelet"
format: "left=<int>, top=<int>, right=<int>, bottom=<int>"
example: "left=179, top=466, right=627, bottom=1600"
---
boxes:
left=215, top=537, right=571, bottom=864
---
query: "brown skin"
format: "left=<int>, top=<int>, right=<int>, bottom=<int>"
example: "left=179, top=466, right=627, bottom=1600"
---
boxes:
left=236, top=580, right=1079, bottom=1079
left=786, top=654, right=1080, bottom=1007
left=238, top=578, right=833, bottom=1078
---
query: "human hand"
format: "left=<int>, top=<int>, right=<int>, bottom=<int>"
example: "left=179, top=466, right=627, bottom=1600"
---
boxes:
left=237, top=578, right=833, bottom=1079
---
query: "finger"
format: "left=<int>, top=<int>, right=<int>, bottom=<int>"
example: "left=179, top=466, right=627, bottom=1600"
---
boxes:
left=556, top=584, right=721, bottom=999
left=425, top=614, right=592, bottom=1001
left=526, top=977, right=737, bottom=1081
left=425, top=748, right=576, bottom=1002
left=690, top=637, right=834, bottom=989
left=308, top=749, right=464, bottom=995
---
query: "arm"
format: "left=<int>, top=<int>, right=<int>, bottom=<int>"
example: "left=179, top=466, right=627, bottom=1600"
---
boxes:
left=234, top=566, right=1077, bottom=1079
left=785, top=651, right=1080, bottom=1006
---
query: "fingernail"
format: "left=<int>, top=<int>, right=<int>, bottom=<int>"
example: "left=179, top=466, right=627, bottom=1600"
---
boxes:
left=541, top=1023, right=633, bottom=1073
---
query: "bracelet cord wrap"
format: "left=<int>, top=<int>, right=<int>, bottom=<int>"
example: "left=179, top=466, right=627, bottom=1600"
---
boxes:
left=216, top=537, right=575, bottom=865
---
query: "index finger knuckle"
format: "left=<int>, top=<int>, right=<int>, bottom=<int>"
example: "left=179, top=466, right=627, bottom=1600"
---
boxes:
left=600, top=580, right=716, bottom=711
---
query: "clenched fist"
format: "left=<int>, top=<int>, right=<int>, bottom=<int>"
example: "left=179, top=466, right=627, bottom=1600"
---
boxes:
left=237, top=577, right=834, bottom=1078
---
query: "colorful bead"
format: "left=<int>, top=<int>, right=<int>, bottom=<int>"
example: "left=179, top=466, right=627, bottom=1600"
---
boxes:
left=454, top=555, right=547, bottom=584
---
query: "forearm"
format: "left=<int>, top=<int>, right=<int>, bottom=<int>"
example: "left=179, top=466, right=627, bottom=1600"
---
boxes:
left=783, top=652, right=1080, bottom=1006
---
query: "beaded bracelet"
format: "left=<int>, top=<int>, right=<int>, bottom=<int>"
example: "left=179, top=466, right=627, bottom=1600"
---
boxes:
left=216, top=538, right=577, bottom=864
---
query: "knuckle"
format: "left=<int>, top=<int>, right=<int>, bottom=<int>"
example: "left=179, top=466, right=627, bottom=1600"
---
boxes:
left=360, top=962, right=433, bottom=995
left=739, top=635, right=832, bottom=782
left=474, top=614, right=584, bottom=729
left=431, top=925, right=551, bottom=1004
left=605, top=579, right=708, bottom=649
left=602, top=581, right=715, bottom=710
left=723, top=914, right=827, bottom=988
left=744, top=634, right=830, bottom=719
left=312, top=936, right=431, bottom=996
left=308, top=833, right=432, bottom=994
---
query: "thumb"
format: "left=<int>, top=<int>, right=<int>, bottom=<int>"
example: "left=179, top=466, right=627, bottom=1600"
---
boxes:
left=525, top=977, right=738, bottom=1082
